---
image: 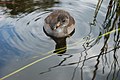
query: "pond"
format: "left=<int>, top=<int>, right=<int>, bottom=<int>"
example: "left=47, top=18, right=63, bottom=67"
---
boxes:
left=0, top=0, right=120, bottom=80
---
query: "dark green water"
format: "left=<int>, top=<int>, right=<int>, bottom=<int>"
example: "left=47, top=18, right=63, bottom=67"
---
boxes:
left=0, top=0, right=120, bottom=80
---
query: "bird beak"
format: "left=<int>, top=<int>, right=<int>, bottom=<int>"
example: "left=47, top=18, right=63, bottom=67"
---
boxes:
left=53, top=26, right=57, bottom=30
left=50, top=22, right=60, bottom=30
left=50, top=24, right=56, bottom=30
left=56, top=22, right=60, bottom=28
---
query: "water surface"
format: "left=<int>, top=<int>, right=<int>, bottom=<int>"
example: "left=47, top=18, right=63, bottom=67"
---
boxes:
left=0, top=0, right=120, bottom=80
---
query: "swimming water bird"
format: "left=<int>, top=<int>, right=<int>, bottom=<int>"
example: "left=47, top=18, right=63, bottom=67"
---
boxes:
left=43, top=10, right=75, bottom=38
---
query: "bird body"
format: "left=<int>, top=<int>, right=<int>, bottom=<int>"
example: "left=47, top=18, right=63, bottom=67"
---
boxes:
left=43, top=10, right=75, bottom=38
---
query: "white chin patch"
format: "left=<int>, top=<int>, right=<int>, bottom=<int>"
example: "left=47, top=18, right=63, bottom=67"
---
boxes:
left=56, top=28, right=62, bottom=33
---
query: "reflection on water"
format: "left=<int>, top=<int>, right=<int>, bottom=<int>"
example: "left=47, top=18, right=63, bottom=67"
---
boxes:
left=39, top=54, right=73, bottom=74
left=43, top=26, right=75, bottom=54
left=0, top=0, right=59, bottom=15
left=0, top=0, right=120, bottom=80
left=90, top=1, right=120, bottom=80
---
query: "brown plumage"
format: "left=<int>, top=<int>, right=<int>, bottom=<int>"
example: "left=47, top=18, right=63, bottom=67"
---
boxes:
left=43, top=10, right=75, bottom=38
